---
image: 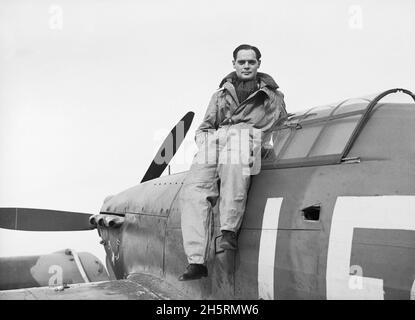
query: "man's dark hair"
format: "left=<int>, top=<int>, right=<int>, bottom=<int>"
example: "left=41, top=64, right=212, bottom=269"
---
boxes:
left=233, top=44, right=262, bottom=61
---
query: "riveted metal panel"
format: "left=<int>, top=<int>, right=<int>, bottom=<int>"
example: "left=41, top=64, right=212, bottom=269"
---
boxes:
left=100, top=172, right=186, bottom=216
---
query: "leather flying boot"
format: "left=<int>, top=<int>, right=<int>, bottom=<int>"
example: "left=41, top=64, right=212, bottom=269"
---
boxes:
left=178, top=264, right=208, bottom=281
left=219, top=230, right=237, bottom=250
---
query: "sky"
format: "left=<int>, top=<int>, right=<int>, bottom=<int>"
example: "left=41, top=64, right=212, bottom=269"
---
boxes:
left=0, top=0, right=414, bottom=266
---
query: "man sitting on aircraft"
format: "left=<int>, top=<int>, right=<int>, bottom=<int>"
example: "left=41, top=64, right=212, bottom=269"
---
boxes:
left=179, top=44, right=287, bottom=281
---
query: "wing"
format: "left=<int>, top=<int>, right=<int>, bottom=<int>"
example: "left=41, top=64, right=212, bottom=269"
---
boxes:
left=0, top=273, right=188, bottom=300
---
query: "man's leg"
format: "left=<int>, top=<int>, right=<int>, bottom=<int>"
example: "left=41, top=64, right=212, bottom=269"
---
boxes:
left=218, top=162, right=251, bottom=236
left=179, top=133, right=219, bottom=280
left=217, top=125, right=256, bottom=250
left=180, top=163, right=218, bottom=264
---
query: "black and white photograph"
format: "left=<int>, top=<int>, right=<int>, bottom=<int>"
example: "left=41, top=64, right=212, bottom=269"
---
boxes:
left=0, top=0, right=414, bottom=305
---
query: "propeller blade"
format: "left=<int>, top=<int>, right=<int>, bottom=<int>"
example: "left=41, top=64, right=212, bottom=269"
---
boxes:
left=0, top=208, right=94, bottom=231
left=141, top=111, right=194, bottom=183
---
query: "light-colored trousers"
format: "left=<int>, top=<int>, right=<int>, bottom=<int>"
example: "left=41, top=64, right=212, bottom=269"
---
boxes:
left=180, top=124, right=262, bottom=264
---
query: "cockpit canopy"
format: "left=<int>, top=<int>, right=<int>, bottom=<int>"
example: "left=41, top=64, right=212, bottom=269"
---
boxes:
left=263, top=88, right=415, bottom=168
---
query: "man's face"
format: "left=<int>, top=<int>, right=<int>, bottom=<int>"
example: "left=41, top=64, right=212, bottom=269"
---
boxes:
left=232, top=49, right=261, bottom=81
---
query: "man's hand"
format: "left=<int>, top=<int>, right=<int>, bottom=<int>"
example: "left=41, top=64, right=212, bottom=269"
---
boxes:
left=195, top=132, right=207, bottom=149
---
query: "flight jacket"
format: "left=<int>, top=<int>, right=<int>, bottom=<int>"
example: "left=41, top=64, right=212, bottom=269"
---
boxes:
left=195, top=72, right=287, bottom=147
